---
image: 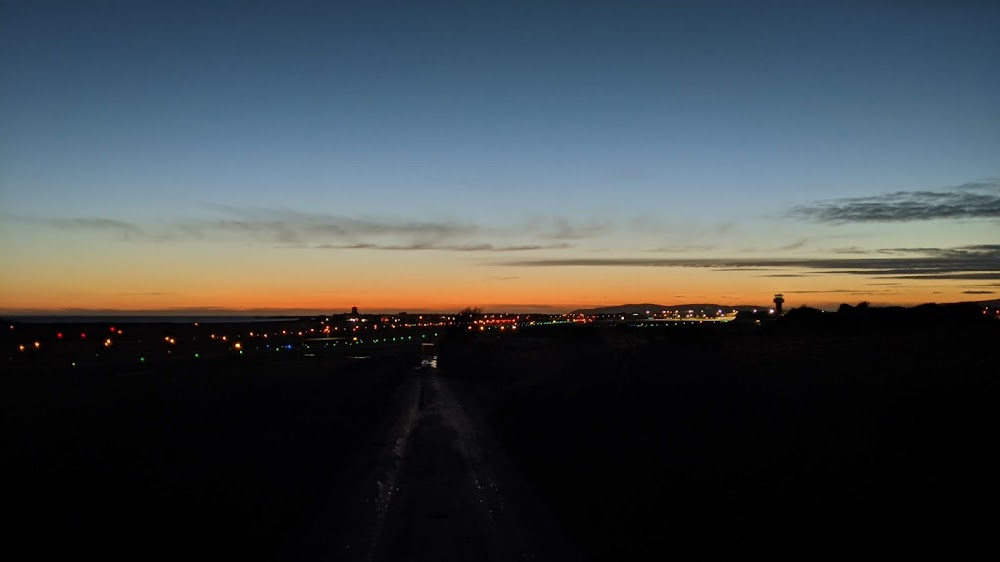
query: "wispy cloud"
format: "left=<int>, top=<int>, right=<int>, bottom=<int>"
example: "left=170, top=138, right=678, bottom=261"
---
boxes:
left=181, top=207, right=480, bottom=245
left=35, top=217, right=147, bottom=240
left=962, top=290, right=995, bottom=295
left=530, top=217, right=611, bottom=240
left=646, top=244, right=717, bottom=253
left=114, top=292, right=173, bottom=296
left=772, top=238, right=808, bottom=251
left=789, top=179, right=1000, bottom=223
left=313, top=242, right=571, bottom=252
left=12, top=208, right=589, bottom=252
left=832, top=246, right=868, bottom=254
left=782, top=289, right=891, bottom=294
left=11, top=206, right=750, bottom=255
left=502, top=244, right=1000, bottom=280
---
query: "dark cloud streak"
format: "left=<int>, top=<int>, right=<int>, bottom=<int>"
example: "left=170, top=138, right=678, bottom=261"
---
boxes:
left=502, top=244, right=1000, bottom=280
left=789, top=179, right=1000, bottom=223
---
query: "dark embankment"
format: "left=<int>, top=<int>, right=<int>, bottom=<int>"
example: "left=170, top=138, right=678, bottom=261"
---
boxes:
left=2, top=349, right=414, bottom=561
left=439, top=316, right=999, bottom=561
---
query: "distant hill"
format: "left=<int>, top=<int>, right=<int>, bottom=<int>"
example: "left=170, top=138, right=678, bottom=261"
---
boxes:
left=965, top=298, right=1000, bottom=308
left=572, top=299, right=999, bottom=316
left=571, top=303, right=769, bottom=315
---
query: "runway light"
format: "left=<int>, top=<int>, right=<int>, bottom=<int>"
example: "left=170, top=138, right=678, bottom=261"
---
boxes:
left=233, top=342, right=242, bottom=350
left=33, top=341, right=41, bottom=349
left=18, top=344, right=25, bottom=352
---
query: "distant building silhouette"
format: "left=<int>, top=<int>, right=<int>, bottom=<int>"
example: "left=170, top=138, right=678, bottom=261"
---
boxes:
left=351, top=306, right=359, bottom=318
left=773, top=294, right=784, bottom=316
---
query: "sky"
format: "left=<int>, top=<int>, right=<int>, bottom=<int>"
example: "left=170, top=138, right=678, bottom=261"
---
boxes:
left=1, top=0, right=998, bottom=314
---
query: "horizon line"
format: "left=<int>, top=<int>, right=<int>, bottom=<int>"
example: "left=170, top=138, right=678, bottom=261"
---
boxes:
left=3, top=298, right=994, bottom=318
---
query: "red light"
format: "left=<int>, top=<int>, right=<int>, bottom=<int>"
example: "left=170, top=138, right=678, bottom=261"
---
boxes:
left=57, top=332, right=63, bottom=339
left=110, top=326, right=116, bottom=333
left=80, top=333, right=86, bottom=339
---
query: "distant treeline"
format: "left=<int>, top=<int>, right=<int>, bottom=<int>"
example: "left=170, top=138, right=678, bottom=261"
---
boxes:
left=773, top=301, right=998, bottom=333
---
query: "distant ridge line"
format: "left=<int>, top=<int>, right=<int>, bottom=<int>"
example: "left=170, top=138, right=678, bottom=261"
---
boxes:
left=570, top=303, right=769, bottom=315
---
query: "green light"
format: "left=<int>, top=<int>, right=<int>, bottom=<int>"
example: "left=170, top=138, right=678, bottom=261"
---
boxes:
left=71, top=362, right=76, bottom=367
left=140, top=357, right=145, bottom=362
left=195, top=353, right=200, bottom=359
left=239, top=350, right=243, bottom=355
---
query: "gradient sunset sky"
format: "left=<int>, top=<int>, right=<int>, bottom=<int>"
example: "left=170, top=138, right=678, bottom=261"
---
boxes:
left=1, top=0, right=998, bottom=314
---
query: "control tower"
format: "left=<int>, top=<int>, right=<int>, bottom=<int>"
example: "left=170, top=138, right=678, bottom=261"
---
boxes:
left=773, top=294, right=784, bottom=316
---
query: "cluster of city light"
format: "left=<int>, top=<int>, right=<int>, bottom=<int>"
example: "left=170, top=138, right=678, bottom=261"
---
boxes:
left=8, top=310, right=728, bottom=362
left=14, top=326, right=126, bottom=353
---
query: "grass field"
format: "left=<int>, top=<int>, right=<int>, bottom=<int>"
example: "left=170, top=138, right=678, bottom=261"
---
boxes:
left=3, top=349, right=415, bottom=561
left=441, top=324, right=999, bottom=560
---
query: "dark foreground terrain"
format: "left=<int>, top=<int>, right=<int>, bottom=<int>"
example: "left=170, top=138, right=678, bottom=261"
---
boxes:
left=441, top=322, right=999, bottom=561
left=3, top=347, right=413, bottom=561
left=4, top=312, right=999, bottom=561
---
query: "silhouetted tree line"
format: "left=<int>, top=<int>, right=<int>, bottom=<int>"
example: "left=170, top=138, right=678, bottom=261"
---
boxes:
left=454, top=306, right=482, bottom=326
left=771, top=301, right=997, bottom=334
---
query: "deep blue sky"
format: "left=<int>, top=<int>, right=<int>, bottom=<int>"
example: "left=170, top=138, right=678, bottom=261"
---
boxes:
left=1, top=1, right=998, bottom=311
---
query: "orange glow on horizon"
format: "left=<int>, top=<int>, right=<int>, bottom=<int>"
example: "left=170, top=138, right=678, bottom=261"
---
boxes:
left=0, top=246, right=983, bottom=314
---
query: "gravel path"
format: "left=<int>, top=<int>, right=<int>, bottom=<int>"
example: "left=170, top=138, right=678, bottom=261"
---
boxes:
left=283, top=367, right=580, bottom=562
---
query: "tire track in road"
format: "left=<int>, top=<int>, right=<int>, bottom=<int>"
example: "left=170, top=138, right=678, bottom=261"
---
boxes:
left=280, top=364, right=422, bottom=562
left=372, top=371, right=581, bottom=562
left=283, top=366, right=580, bottom=562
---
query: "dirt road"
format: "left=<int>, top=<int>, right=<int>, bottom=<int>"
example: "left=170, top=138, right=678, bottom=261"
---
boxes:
left=282, top=367, right=579, bottom=562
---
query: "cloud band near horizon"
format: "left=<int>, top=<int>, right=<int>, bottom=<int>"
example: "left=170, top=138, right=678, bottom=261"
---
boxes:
left=500, top=244, right=1000, bottom=280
